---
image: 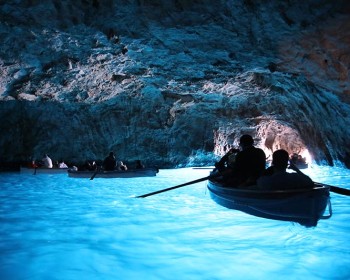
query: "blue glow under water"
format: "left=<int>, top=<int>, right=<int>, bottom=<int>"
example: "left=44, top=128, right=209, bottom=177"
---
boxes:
left=1, top=166, right=350, bottom=280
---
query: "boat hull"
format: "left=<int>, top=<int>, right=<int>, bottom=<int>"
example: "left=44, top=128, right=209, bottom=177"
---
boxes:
left=20, top=167, right=69, bottom=174
left=295, top=162, right=308, bottom=169
left=68, top=167, right=159, bottom=178
left=207, top=180, right=331, bottom=227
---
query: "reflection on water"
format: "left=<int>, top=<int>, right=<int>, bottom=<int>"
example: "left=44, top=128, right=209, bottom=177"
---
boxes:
left=0, top=165, right=350, bottom=280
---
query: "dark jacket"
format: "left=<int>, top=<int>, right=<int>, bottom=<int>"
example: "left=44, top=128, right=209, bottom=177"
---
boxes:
left=231, top=146, right=266, bottom=186
left=103, top=155, right=116, bottom=171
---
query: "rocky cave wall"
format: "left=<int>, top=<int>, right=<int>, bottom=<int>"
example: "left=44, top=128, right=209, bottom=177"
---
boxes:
left=0, top=0, right=350, bottom=168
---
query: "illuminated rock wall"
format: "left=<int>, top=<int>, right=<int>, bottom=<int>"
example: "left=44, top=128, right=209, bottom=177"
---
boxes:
left=0, top=0, right=349, bottom=167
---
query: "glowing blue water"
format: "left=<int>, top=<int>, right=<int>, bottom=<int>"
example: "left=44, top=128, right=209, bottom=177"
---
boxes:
left=1, top=166, right=350, bottom=280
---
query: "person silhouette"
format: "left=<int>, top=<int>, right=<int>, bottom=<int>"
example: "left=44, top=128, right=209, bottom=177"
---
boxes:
left=257, top=149, right=313, bottom=190
left=217, top=134, right=266, bottom=187
left=103, top=152, right=116, bottom=171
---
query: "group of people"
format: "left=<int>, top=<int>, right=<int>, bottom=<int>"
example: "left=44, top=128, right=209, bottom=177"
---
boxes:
left=29, top=154, right=68, bottom=169
left=28, top=152, right=145, bottom=172
left=214, top=134, right=313, bottom=190
left=103, top=152, right=145, bottom=171
left=103, top=152, right=128, bottom=171
left=289, top=153, right=308, bottom=166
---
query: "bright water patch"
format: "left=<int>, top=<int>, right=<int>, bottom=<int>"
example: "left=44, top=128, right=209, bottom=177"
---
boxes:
left=0, top=166, right=350, bottom=280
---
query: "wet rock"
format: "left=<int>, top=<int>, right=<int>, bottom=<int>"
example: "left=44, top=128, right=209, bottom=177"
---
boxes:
left=0, top=0, right=349, bottom=168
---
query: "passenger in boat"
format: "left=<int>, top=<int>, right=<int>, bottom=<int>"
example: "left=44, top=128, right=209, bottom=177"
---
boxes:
left=135, top=160, right=145, bottom=169
left=290, top=153, right=299, bottom=165
left=58, top=160, right=68, bottom=168
left=257, top=149, right=313, bottom=190
left=42, top=154, right=53, bottom=168
left=217, top=134, right=266, bottom=187
left=84, top=160, right=97, bottom=171
left=103, top=152, right=117, bottom=171
left=116, top=161, right=128, bottom=171
left=214, top=146, right=240, bottom=172
left=28, top=159, right=38, bottom=168
left=290, top=153, right=307, bottom=166
left=90, top=160, right=97, bottom=170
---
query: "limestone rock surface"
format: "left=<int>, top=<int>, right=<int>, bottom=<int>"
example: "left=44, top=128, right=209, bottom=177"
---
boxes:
left=0, top=0, right=349, bottom=168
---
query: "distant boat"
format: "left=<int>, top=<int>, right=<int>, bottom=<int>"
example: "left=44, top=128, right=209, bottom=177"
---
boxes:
left=20, top=167, right=69, bottom=174
left=207, top=179, right=332, bottom=227
left=290, top=153, right=308, bottom=169
left=68, top=167, right=159, bottom=178
left=266, top=159, right=309, bottom=169
left=293, top=161, right=308, bottom=169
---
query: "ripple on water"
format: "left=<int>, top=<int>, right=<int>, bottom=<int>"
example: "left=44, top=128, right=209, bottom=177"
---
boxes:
left=0, top=167, right=350, bottom=279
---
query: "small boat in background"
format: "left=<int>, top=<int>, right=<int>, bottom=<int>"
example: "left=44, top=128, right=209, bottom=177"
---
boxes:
left=266, top=158, right=309, bottom=169
left=293, top=161, right=308, bottom=169
left=68, top=167, right=159, bottom=179
left=20, top=167, right=69, bottom=174
left=207, top=179, right=332, bottom=227
left=290, top=153, right=308, bottom=169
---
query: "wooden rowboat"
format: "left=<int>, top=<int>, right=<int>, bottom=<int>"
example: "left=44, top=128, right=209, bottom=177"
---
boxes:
left=207, top=179, right=332, bottom=227
left=68, top=167, right=159, bottom=178
left=20, top=167, right=69, bottom=174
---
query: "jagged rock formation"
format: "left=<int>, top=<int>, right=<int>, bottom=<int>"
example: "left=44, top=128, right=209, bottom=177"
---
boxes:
left=0, top=0, right=350, bottom=168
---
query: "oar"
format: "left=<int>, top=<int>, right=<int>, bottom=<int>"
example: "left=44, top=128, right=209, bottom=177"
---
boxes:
left=136, top=173, right=219, bottom=198
left=192, top=167, right=213, bottom=170
left=315, top=182, right=350, bottom=196
left=290, top=164, right=349, bottom=196
left=90, top=166, right=100, bottom=180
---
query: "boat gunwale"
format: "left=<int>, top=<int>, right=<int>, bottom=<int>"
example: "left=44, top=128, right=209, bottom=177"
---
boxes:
left=208, top=179, right=329, bottom=196
left=207, top=179, right=331, bottom=226
left=20, top=167, right=69, bottom=173
left=67, top=167, right=159, bottom=178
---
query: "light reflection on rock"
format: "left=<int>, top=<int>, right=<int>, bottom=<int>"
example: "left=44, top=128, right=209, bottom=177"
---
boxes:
left=0, top=1, right=349, bottom=168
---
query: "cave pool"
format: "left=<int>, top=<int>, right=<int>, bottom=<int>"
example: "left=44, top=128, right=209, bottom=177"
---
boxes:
left=1, top=165, right=349, bottom=279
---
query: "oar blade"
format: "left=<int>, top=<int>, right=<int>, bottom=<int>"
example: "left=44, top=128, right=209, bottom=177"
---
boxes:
left=90, top=167, right=100, bottom=180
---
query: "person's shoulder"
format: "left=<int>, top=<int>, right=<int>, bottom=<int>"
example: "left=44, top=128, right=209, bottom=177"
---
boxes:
left=287, top=172, right=312, bottom=181
left=287, top=173, right=313, bottom=188
left=251, top=146, right=266, bottom=156
left=262, top=166, right=274, bottom=176
left=257, top=174, right=275, bottom=189
left=255, top=147, right=265, bottom=153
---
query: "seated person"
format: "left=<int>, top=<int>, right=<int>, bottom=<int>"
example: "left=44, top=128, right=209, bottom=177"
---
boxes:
left=85, top=160, right=97, bottom=171
left=116, top=161, right=128, bottom=171
left=257, top=149, right=313, bottom=190
left=58, top=160, right=68, bottom=168
left=216, top=134, right=266, bottom=187
left=214, top=146, right=240, bottom=172
left=42, top=154, right=53, bottom=168
left=28, top=160, right=38, bottom=168
left=135, top=160, right=145, bottom=169
left=103, top=152, right=116, bottom=171
left=290, top=153, right=299, bottom=164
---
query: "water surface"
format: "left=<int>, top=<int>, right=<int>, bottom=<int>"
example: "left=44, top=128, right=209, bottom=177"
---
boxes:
left=0, top=166, right=349, bottom=280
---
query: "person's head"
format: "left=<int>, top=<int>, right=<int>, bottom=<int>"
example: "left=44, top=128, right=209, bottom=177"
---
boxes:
left=109, top=152, right=114, bottom=157
left=239, top=134, right=254, bottom=148
left=272, top=149, right=289, bottom=169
